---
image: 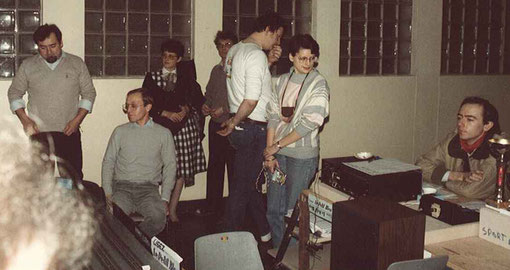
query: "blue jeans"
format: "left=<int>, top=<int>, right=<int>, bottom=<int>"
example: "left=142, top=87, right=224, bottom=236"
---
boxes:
left=224, top=122, right=270, bottom=238
left=267, top=154, right=318, bottom=247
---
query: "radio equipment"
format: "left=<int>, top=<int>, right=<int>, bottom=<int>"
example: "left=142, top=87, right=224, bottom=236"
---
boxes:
left=321, top=157, right=422, bottom=202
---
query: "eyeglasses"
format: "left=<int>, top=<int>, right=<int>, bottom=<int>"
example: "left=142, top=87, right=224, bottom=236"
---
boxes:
left=297, top=56, right=317, bottom=63
left=217, top=42, right=233, bottom=49
left=122, top=103, right=144, bottom=113
left=162, top=54, right=179, bottom=60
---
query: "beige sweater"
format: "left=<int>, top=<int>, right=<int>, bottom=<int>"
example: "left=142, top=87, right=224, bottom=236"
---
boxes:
left=8, top=53, right=96, bottom=132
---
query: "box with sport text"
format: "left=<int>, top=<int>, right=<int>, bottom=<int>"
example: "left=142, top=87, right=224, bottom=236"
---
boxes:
left=479, top=207, right=510, bottom=250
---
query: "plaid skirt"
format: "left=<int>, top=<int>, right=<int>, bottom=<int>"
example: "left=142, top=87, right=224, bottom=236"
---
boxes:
left=174, top=110, right=206, bottom=186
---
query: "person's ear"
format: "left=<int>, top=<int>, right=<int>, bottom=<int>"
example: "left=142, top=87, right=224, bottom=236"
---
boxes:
left=483, top=121, right=494, bottom=132
left=146, top=103, right=152, bottom=112
left=177, top=57, right=182, bottom=63
left=289, top=53, right=295, bottom=63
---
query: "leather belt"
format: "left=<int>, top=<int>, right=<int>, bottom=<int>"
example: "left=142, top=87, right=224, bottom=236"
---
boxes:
left=229, top=113, right=267, bottom=126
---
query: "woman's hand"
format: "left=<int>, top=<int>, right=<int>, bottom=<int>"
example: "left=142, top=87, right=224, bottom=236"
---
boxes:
left=202, top=104, right=211, bottom=116
left=162, top=110, right=184, bottom=122
left=264, top=157, right=278, bottom=173
left=177, top=105, right=189, bottom=118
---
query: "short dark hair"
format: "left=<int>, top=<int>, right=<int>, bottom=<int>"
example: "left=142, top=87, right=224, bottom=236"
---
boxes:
left=288, top=34, right=320, bottom=58
left=160, top=39, right=184, bottom=57
left=252, top=12, right=284, bottom=33
left=460, top=96, right=500, bottom=135
left=33, top=24, right=62, bottom=44
left=127, top=88, right=153, bottom=106
left=214, top=30, right=238, bottom=46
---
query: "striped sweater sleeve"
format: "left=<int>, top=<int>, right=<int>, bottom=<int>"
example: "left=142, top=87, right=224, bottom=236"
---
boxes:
left=294, top=77, right=330, bottom=137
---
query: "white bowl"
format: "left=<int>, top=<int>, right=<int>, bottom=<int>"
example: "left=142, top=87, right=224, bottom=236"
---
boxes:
left=354, top=151, right=373, bottom=160
left=422, top=187, right=437, bottom=195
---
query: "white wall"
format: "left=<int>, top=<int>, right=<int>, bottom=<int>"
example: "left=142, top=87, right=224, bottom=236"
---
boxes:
left=1, top=0, right=509, bottom=201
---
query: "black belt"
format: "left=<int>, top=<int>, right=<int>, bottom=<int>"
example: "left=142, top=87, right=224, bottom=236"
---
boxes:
left=229, top=113, right=267, bottom=126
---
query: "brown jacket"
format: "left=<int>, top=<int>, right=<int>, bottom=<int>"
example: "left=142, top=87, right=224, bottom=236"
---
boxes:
left=416, top=132, right=497, bottom=200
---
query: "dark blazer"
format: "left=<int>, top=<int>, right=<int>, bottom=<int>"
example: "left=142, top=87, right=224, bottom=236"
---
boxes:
left=143, top=60, right=205, bottom=135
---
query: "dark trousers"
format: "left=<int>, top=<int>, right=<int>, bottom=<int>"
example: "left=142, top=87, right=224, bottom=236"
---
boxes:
left=206, top=121, right=234, bottom=213
left=31, top=131, right=83, bottom=180
left=224, top=122, right=270, bottom=238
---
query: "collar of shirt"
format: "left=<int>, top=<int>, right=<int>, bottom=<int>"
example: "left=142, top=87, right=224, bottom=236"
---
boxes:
left=130, top=117, right=154, bottom=128
left=161, top=67, right=177, bottom=77
left=42, top=51, right=66, bottom=70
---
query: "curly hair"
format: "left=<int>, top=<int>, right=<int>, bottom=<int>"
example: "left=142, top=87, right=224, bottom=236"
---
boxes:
left=0, top=120, right=97, bottom=270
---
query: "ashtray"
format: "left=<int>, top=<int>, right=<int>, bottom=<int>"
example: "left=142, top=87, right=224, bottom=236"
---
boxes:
left=354, top=151, right=373, bottom=160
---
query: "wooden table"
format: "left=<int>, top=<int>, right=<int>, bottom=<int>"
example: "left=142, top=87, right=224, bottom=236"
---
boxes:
left=426, top=236, right=510, bottom=270
left=269, top=181, right=510, bottom=270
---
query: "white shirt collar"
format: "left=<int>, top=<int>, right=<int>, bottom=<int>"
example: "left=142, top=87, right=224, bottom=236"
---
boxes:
left=43, top=51, right=66, bottom=70
left=162, top=67, right=177, bottom=77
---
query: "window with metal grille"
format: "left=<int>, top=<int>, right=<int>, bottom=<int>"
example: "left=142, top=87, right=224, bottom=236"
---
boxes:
left=0, top=0, right=40, bottom=78
left=441, top=0, right=510, bottom=75
left=222, top=0, right=312, bottom=75
left=85, top=0, right=193, bottom=77
left=339, top=0, right=412, bottom=76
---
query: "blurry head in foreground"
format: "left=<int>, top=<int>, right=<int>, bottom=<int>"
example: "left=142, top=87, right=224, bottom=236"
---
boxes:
left=0, top=120, right=97, bottom=270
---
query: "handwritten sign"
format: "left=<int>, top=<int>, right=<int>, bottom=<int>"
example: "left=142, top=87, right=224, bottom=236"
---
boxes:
left=479, top=207, right=510, bottom=250
left=151, top=237, right=183, bottom=270
left=308, top=193, right=333, bottom=222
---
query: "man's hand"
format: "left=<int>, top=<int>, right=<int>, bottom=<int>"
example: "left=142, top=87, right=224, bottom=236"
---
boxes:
left=202, top=104, right=211, bottom=116
left=21, top=117, right=39, bottom=135
left=217, top=117, right=235, bottom=136
left=63, top=118, right=81, bottom=136
left=210, top=107, right=225, bottom=119
left=268, top=45, right=282, bottom=66
left=15, top=109, right=39, bottom=135
left=63, top=108, right=88, bottom=136
left=264, top=144, right=279, bottom=160
left=449, top=170, right=484, bottom=183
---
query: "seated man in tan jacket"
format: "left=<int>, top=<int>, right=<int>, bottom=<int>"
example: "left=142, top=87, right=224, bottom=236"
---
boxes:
left=416, top=96, right=500, bottom=200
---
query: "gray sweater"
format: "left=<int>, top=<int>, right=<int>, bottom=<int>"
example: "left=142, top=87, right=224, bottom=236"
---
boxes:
left=101, top=119, right=177, bottom=201
left=7, top=52, right=96, bottom=132
left=204, top=64, right=230, bottom=123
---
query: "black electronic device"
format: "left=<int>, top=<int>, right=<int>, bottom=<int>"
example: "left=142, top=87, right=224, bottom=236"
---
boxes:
left=321, top=157, right=422, bottom=202
left=419, top=194, right=480, bottom=225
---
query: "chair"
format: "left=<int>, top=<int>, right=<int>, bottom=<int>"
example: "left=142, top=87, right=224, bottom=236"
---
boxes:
left=387, top=255, right=449, bottom=270
left=194, top=231, right=263, bottom=270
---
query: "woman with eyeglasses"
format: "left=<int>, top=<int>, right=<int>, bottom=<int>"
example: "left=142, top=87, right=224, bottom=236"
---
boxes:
left=263, top=34, right=330, bottom=248
left=142, top=39, right=206, bottom=222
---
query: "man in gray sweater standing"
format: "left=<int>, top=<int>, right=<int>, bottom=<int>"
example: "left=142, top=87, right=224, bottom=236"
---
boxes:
left=7, top=24, right=96, bottom=180
left=102, top=88, right=176, bottom=237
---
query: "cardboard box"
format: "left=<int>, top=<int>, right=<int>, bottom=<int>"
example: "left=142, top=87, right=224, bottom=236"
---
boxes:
left=479, top=207, right=510, bottom=250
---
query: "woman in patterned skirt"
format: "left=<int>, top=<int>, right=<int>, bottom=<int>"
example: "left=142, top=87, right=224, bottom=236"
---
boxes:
left=143, top=39, right=206, bottom=222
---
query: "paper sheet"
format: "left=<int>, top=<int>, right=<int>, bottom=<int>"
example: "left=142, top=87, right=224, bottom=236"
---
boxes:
left=343, top=158, right=421, bottom=176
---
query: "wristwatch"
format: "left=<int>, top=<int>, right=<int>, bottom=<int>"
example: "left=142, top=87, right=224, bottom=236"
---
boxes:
left=276, top=141, right=282, bottom=150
